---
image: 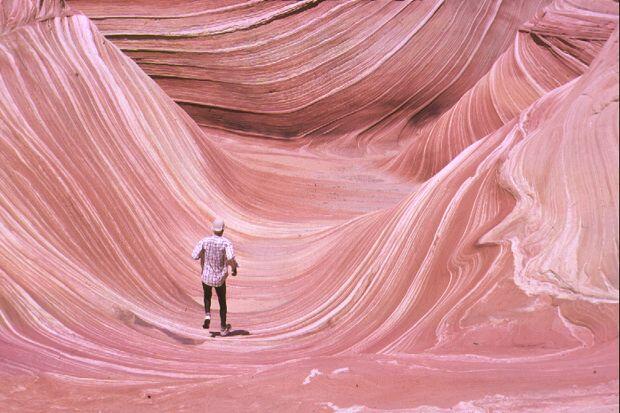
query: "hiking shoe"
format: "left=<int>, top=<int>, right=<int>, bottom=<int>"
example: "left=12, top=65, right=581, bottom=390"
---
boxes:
left=220, top=324, right=231, bottom=337
left=203, top=315, right=210, bottom=329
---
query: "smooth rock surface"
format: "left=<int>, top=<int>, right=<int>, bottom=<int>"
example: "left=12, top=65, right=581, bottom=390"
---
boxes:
left=0, top=0, right=618, bottom=411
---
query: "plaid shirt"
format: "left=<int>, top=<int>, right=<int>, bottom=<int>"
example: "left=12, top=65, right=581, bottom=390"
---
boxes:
left=191, top=235, right=235, bottom=287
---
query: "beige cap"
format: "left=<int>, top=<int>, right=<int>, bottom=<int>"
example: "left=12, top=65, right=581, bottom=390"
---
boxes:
left=212, top=218, right=225, bottom=232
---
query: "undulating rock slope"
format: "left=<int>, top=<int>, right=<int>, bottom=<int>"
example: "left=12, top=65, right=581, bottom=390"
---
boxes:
left=1, top=0, right=618, bottom=411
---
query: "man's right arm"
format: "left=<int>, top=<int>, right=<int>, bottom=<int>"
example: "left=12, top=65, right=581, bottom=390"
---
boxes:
left=225, top=241, right=238, bottom=276
left=228, top=258, right=238, bottom=276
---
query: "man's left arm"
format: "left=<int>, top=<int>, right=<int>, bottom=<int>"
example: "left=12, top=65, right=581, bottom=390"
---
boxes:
left=191, top=240, right=203, bottom=261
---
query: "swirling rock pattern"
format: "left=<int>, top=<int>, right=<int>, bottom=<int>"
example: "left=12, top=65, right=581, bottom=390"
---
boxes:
left=1, top=0, right=618, bottom=411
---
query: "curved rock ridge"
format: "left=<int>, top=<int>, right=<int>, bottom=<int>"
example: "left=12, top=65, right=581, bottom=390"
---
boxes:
left=1, top=0, right=618, bottom=411
left=482, top=27, right=620, bottom=304
left=69, top=0, right=550, bottom=140
left=0, top=0, right=68, bottom=35
left=387, top=0, right=619, bottom=180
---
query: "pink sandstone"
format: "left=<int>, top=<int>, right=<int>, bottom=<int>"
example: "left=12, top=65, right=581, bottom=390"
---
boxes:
left=0, top=0, right=618, bottom=411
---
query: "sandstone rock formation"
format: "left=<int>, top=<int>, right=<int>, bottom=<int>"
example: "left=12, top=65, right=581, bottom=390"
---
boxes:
left=1, top=0, right=618, bottom=410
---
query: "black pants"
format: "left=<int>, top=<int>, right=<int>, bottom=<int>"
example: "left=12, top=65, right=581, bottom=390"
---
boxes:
left=202, top=282, right=227, bottom=328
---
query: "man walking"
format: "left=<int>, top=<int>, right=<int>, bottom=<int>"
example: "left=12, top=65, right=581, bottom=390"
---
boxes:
left=191, top=218, right=238, bottom=336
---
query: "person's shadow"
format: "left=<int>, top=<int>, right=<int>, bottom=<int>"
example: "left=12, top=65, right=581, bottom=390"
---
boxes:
left=209, top=329, right=250, bottom=338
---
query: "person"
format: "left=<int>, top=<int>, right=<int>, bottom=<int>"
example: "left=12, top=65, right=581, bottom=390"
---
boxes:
left=191, top=218, right=238, bottom=336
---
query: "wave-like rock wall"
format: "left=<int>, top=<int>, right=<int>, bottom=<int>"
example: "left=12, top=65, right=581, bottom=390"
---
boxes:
left=1, top=0, right=618, bottom=411
left=70, top=0, right=550, bottom=140
left=388, top=0, right=619, bottom=180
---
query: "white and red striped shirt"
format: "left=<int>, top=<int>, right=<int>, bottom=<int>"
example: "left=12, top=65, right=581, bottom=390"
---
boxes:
left=191, top=235, right=235, bottom=287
